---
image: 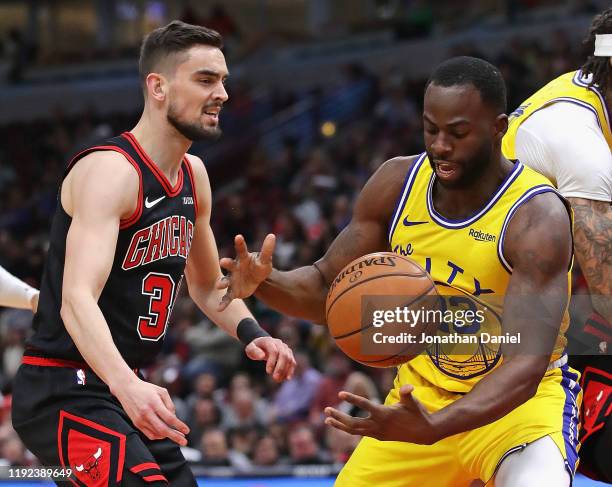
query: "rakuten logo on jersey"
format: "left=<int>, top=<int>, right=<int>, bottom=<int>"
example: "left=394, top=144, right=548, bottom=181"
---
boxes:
left=122, top=215, right=194, bottom=270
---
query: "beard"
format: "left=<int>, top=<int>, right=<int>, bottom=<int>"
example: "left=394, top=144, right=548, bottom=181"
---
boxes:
left=427, top=138, right=493, bottom=189
left=167, top=102, right=222, bottom=142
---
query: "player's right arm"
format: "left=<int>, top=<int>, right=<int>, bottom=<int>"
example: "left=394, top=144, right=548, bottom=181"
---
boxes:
left=60, top=151, right=189, bottom=445
left=217, top=156, right=417, bottom=324
left=516, top=105, right=612, bottom=322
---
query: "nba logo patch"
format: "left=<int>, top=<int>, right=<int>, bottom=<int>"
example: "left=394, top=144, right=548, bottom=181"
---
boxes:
left=76, top=369, right=86, bottom=386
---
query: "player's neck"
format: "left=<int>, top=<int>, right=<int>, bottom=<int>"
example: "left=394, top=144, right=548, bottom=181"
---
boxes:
left=433, top=156, right=513, bottom=220
left=130, top=116, right=192, bottom=185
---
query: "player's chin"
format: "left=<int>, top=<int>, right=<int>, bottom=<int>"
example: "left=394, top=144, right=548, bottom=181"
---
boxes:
left=434, top=167, right=465, bottom=187
left=199, top=125, right=222, bottom=140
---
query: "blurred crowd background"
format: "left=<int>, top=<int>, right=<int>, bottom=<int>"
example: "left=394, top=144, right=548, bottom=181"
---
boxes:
left=0, top=0, right=607, bottom=477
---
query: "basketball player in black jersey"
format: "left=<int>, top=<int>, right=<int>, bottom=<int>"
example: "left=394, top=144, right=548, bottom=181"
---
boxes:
left=11, top=21, right=295, bottom=486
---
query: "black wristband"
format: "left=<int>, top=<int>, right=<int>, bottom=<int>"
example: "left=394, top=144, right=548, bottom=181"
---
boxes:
left=237, top=318, right=270, bottom=345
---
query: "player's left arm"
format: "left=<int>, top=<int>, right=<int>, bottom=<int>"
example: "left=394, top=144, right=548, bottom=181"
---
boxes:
left=183, top=155, right=295, bottom=382
left=324, top=192, right=572, bottom=444
left=429, top=191, right=572, bottom=438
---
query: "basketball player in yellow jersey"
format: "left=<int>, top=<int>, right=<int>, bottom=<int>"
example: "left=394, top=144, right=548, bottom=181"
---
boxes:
left=218, top=57, right=578, bottom=486
left=502, top=10, right=611, bottom=330
left=502, top=8, right=612, bottom=482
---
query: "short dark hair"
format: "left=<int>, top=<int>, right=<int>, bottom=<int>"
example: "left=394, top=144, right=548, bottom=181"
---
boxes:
left=581, top=8, right=612, bottom=95
left=139, top=20, right=224, bottom=86
left=426, top=56, right=507, bottom=113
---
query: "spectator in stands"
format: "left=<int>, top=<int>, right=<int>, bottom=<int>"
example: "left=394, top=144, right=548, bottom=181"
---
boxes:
left=251, top=434, right=286, bottom=467
left=325, top=427, right=360, bottom=465
left=227, top=425, right=258, bottom=460
left=272, top=350, right=322, bottom=423
left=199, top=428, right=251, bottom=469
left=309, top=351, right=352, bottom=429
left=337, top=371, right=381, bottom=418
left=186, top=372, right=219, bottom=410
left=182, top=315, right=244, bottom=381
left=187, top=398, right=222, bottom=447
left=0, top=432, right=27, bottom=467
left=287, top=425, right=331, bottom=465
left=221, top=387, right=270, bottom=431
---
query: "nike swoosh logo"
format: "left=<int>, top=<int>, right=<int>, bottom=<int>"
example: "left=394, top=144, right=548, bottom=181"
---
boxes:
left=144, top=195, right=166, bottom=209
left=403, top=216, right=428, bottom=226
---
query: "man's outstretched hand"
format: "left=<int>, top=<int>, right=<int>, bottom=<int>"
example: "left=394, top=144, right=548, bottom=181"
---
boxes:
left=324, top=385, right=441, bottom=445
left=217, top=234, right=276, bottom=311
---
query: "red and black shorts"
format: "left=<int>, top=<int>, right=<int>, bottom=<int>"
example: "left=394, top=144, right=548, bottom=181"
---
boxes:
left=578, top=364, right=612, bottom=482
left=11, top=356, right=197, bottom=486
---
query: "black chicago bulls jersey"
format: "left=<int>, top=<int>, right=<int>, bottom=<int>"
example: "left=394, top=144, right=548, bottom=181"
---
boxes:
left=27, top=132, right=198, bottom=368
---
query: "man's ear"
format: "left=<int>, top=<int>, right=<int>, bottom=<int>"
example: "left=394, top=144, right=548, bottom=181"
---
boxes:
left=145, top=73, right=167, bottom=102
left=494, top=113, right=509, bottom=142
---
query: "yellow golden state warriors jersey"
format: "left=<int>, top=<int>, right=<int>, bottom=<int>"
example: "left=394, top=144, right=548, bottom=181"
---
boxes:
left=503, top=70, right=612, bottom=158
left=388, top=153, right=572, bottom=393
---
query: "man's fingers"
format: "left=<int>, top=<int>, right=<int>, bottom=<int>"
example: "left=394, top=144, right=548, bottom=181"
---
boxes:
left=219, top=258, right=235, bottom=273
left=157, top=407, right=190, bottom=437
left=154, top=418, right=187, bottom=446
left=142, top=412, right=168, bottom=439
left=158, top=388, right=175, bottom=414
left=324, top=416, right=359, bottom=435
left=324, top=407, right=368, bottom=434
left=272, top=344, right=288, bottom=381
left=259, top=234, right=276, bottom=265
left=215, top=275, right=230, bottom=290
left=165, top=429, right=188, bottom=446
left=157, top=389, right=190, bottom=435
left=398, top=384, right=421, bottom=409
left=234, top=234, right=249, bottom=259
left=284, top=347, right=297, bottom=380
left=278, top=344, right=296, bottom=381
left=338, top=391, right=378, bottom=413
left=245, top=340, right=266, bottom=360
left=139, top=425, right=160, bottom=441
left=145, top=408, right=187, bottom=446
left=263, top=342, right=280, bottom=375
left=153, top=414, right=187, bottom=445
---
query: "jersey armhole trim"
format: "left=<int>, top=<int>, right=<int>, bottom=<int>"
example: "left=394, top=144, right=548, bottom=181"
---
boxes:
left=64, top=146, right=143, bottom=230
left=388, top=153, right=426, bottom=243
left=573, top=70, right=611, bottom=129
left=182, top=155, right=199, bottom=218
left=497, top=185, right=572, bottom=273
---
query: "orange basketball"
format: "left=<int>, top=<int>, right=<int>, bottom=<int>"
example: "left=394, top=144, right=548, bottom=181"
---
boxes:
left=325, top=252, right=440, bottom=368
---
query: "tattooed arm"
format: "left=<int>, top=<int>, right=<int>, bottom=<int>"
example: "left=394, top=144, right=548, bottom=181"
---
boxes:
left=568, top=198, right=612, bottom=323
left=228, top=156, right=417, bottom=324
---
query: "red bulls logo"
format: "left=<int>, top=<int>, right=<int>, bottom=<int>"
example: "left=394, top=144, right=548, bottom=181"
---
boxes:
left=75, top=446, right=102, bottom=481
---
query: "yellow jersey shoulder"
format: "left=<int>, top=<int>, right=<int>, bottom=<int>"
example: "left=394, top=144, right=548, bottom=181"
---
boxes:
left=503, top=70, right=612, bottom=158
